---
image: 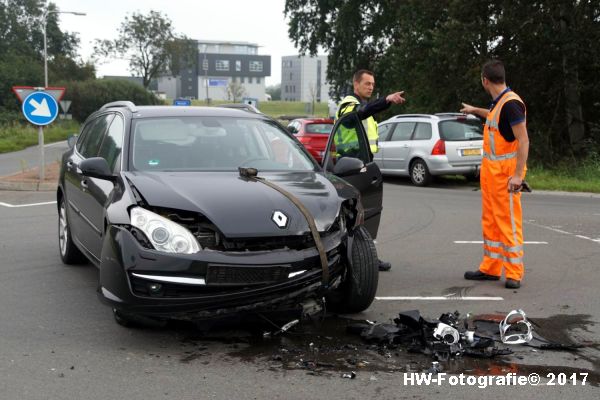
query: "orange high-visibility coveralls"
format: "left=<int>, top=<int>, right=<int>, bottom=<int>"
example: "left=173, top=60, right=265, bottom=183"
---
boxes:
left=479, top=91, right=526, bottom=281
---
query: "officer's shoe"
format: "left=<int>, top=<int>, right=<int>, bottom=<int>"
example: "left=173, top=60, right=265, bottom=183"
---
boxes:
left=505, top=279, right=521, bottom=289
left=464, top=270, right=500, bottom=281
left=378, top=260, right=392, bottom=271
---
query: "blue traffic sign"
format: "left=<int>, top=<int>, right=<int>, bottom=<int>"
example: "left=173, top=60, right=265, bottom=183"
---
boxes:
left=173, top=98, right=191, bottom=106
left=22, top=91, right=59, bottom=126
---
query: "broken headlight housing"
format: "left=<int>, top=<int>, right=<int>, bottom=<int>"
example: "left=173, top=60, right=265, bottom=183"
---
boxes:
left=130, top=207, right=200, bottom=254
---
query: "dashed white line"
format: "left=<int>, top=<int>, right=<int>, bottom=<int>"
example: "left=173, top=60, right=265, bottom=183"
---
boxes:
left=376, top=296, right=504, bottom=301
left=0, top=201, right=56, bottom=208
left=454, top=241, right=548, bottom=244
left=525, top=220, right=600, bottom=245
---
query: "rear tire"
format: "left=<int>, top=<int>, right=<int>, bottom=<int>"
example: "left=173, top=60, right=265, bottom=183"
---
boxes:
left=410, top=159, right=432, bottom=186
left=113, top=309, right=167, bottom=329
left=327, top=226, right=379, bottom=313
left=58, top=197, right=87, bottom=264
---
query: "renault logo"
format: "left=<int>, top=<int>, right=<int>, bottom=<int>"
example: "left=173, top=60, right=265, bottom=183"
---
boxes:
left=272, top=211, right=289, bottom=229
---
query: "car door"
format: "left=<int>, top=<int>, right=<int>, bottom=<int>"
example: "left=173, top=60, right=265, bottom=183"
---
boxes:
left=373, top=123, right=394, bottom=170
left=83, top=113, right=125, bottom=259
left=65, top=113, right=114, bottom=261
left=382, top=122, right=415, bottom=172
left=322, top=112, right=383, bottom=239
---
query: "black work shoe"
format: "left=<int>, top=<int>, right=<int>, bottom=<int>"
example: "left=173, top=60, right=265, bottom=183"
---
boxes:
left=378, top=260, right=392, bottom=271
left=464, top=270, right=500, bottom=281
left=505, top=279, right=521, bottom=289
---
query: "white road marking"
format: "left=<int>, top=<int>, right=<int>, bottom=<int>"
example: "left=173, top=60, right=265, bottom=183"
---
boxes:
left=376, top=296, right=504, bottom=301
left=44, top=140, right=67, bottom=148
left=454, top=241, right=548, bottom=244
left=525, top=221, right=600, bottom=245
left=0, top=201, right=56, bottom=208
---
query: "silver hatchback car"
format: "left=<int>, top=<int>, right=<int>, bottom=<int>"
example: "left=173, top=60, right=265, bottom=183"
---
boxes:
left=374, top=113, right=484, bottom=186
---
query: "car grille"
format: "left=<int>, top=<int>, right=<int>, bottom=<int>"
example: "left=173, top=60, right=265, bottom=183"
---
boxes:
left=206, top=264, right=290, bottom=285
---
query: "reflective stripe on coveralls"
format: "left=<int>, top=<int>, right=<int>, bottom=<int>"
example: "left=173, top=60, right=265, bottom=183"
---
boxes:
left=478, top=91, right=526, bottom=281
left=336, top=96, right=379, bottom=153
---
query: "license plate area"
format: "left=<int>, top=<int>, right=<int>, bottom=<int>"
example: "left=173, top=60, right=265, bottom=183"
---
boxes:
left=461, top=148, right=482, bottom=156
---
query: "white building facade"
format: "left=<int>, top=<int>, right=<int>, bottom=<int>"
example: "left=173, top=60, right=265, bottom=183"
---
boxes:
left=281, top=55, right=330, bottom=103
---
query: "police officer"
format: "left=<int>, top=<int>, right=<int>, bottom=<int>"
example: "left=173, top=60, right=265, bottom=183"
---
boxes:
left=336, top=69, right=406, bottom=271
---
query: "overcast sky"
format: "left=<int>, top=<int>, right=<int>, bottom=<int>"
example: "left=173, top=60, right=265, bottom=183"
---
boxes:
left=51, top=0, right=303, bottom=86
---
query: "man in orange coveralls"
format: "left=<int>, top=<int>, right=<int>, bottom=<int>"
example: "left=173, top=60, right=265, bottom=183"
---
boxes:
left=460, top=60, right=530, bottom=289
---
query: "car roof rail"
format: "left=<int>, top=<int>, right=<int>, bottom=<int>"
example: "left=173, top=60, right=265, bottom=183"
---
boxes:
left=392, top=114, right=433, bottom=119
left=435, top=112, right=466, bottom=117
left=218, top=103, right=262, bottom=114
left=100, top=101, right=137, bottom=113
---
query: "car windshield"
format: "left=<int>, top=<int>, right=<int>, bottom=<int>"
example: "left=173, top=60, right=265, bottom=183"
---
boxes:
left=131, top=117, right=317, bottom=172
left=438, top=119, right=483, bottom=141
left=305, top=123, right=333, bottom=134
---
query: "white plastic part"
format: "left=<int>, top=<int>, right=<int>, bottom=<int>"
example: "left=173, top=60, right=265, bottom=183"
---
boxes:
left=432, top=322, right=460, bottom=345
left=499, top=309, right=533, bottom=344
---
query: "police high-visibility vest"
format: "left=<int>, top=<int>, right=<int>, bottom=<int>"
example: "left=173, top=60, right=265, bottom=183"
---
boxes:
left=335, top=95, right=379, bottom=153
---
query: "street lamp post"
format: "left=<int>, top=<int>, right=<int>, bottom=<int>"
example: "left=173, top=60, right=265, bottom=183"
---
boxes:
left=39, top=9, right=85, bottom=180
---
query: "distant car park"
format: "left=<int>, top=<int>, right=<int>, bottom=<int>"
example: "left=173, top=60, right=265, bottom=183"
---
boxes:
left=374, top=113, right=484, bottom=186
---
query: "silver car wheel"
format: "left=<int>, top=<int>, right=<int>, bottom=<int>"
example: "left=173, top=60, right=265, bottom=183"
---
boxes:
left=59, top=202, right=68, bottom=256
left=412, top=163, right=426, bottom=183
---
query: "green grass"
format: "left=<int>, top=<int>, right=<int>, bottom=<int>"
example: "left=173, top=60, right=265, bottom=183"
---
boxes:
left=189, top=100, right=329, bottom=119
left=525, top=159, right=600, bottom=193
left=0, top=120, right=80, bottom=154
left=437, top=158, right=600, bottom=193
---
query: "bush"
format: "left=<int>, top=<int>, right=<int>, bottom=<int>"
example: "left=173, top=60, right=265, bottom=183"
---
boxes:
left=57, top=79, right=163, bottom=123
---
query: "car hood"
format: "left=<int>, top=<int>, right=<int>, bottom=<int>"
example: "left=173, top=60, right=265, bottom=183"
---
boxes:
left=122, top=171, right=344, bottom=237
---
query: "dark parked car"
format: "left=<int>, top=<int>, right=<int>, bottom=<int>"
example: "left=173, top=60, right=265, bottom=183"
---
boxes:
left=57, top=102, right=383, bottom=326
left=287, top=118, right=334, bottom=163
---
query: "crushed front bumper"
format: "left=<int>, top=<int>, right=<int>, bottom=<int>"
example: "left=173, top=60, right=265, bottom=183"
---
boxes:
left=98, top=225, right=345, bottom=319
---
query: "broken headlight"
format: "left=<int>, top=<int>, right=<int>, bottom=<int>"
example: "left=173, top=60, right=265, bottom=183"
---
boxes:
left=130, top=207, right=200, bottom=254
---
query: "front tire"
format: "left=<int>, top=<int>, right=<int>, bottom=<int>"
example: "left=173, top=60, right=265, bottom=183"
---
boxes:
left=58, top=197, right=87, bottom=264
left=410, top=159, right=432, bottom=186
left=327, top=226, right=379, bottom=313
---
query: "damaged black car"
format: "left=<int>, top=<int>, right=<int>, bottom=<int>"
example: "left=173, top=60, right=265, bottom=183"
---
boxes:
left=57, top=101, right=384, bottom=326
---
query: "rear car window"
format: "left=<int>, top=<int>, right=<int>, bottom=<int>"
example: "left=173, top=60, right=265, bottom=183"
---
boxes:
left=438, top=120, right=483, bottom=141
left=305, top=123, right=333, bottom=134
left=413, top=123, right=432, bottom=140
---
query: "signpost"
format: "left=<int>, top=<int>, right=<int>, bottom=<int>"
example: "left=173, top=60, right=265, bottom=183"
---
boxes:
left=12, top=86, right=65, bottom=181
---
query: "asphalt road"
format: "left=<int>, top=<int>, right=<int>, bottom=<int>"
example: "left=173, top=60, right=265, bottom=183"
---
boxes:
left=0, top=181, right=598, bottom=399
left=0, top=141, right=69, bottom=176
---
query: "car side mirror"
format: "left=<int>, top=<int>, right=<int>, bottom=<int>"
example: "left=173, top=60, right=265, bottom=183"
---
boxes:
left=79, top=157, right=115, bottom=181
left=332, top=157, right=365, bottom=177
left=67, top=134, right=78, bottom=148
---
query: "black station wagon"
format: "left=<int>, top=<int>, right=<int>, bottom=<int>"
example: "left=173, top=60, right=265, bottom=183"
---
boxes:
left=57, top=101, right=384, bottom=327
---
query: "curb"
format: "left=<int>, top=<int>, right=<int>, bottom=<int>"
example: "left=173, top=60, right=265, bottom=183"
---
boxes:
left=0, top=180, right=57, bottom=192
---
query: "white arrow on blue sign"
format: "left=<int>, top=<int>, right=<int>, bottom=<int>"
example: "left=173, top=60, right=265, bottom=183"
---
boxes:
left=22, top=91, right=59, bottom=126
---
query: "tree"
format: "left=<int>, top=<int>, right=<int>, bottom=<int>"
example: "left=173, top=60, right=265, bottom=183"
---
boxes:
left=266, top=84, right=281, bottom=101
left=0, top=0, right=89, bottom=113
left=284, top=0, right=600, bottom=163
left=225, top=80, right=246, bottom=102
left=94, top=11, right=196, bottom=89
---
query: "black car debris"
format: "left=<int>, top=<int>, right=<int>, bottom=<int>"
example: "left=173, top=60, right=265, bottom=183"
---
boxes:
left=57, top=101, right=384, bottom=326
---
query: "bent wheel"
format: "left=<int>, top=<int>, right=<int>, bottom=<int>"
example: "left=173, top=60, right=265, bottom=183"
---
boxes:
left=327, top=226, right=379, bottom=313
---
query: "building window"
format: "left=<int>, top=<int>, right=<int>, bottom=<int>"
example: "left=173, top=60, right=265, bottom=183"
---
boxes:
left=256, top=77, right=261, bottom=84
left=241, top=77, right=245, bottom=83
left=248, top=77, right=253, bottom=84
left=216, top=60, right=230, bottom=71
left=249, top=61, right=263, bottom=72
left=289, top=72, right=293, bottom=80
left=202, top=59, right=208, bottom=71
left=236, top=60, right=241, bottom=72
